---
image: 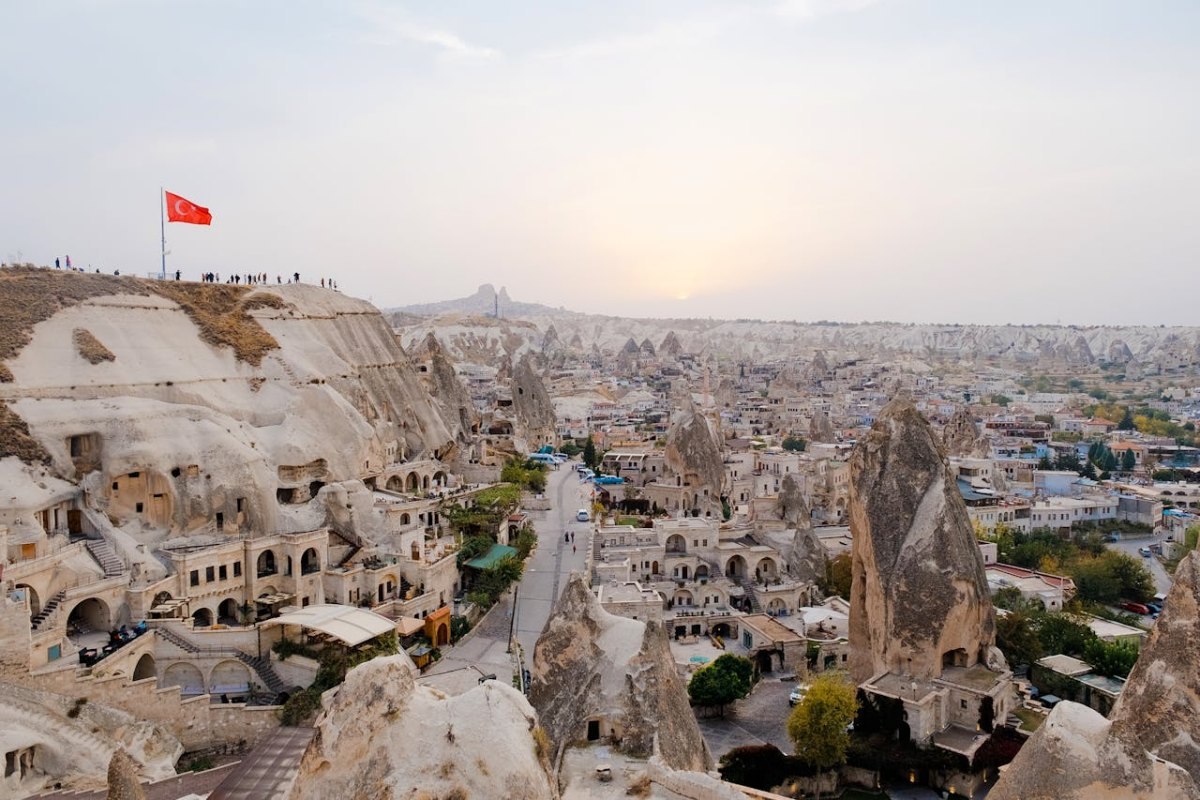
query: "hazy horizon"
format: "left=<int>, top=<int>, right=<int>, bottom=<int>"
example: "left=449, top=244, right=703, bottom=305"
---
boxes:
left=3, top=1, right=1198, bottom=326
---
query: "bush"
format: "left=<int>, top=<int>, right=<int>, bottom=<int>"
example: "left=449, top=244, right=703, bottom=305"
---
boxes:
left=272, top=637, right=319, bottom=661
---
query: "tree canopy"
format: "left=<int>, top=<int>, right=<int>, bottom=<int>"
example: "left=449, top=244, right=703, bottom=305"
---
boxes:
left=687, top=654, right=754, bottom=714
left=787, top=672, right=857, bottom=791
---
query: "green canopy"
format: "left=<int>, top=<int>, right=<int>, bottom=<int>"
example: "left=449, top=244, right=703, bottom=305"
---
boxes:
left=464, top=543, right=518, bottom=570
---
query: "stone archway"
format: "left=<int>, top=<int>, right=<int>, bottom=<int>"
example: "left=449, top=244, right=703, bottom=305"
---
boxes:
left=725, top=554, right=748, bottom=579
left=133, top=653, right=156, bottom=681
left=386, top=475, right=404, bottom=492
left=162, top=662, right=204, bottom=695
left=757, top=557, right=778, bottom=581
left=256, top=549, right=278, bottom=578
left=192, top=607, right=213, bottom=627
left=406, top=473, right=419, bottom=493
left=301, top=548, right=321, bottom=575
left=209, top=660, right=253, bottom=695
left=666, top=534, right=687, bottom=554
left=67, top=597, right=110, bottom=633
left=15, top=584, right=39, bottom=617
left=218, top=598, right=240, bottom=625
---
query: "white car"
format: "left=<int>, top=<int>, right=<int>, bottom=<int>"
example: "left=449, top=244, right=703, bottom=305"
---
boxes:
left=789, top=686, right=807, bottom=706
left=576, top=509, right=590, bottom=522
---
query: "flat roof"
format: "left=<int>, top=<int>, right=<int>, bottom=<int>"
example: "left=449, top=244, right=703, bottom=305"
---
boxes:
left=1036, top=653, right=1093, bottom=677
left=265, top=604, right=396, bottom=647
left=740, top=613, right=805, bottom=644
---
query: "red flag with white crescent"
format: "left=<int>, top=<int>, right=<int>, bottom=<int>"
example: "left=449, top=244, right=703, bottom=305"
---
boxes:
left=165, top=191, right=212, bottom=225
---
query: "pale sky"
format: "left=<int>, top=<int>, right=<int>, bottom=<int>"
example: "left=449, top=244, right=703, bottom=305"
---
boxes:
left=2, top=1, right=1198, bottom=324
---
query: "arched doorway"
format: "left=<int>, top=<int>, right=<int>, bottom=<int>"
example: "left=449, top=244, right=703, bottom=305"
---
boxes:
left=725, top=554, right=747, bottom=579
left=210, top=660, right=253, bottom=695
left=695, top=564, right=710, bottom=580
left=651, top=561, right=660, bottom=575
left=256, top=549, right=277, bottom=577
left=406, top=473, right=419, bottom=493
left=192, top=607, right=213, bottom=627
left=218, top=598, right=240, bottom=625
left=386, top=475, right=403, bottom=492
left=152, top=591, right=173, bottom=607
left=766, top=598, right=787, bottom=615
left=16, top=584, right=39, bottom=617
left=301, top=548, right=320, bottom=575
left=67, top=597, right=110, bottom=633
left=712, top=622, right=732, bottom=639
left=133, top=653, right=156, bottom=681
left=757, top=557, right=778, bottom=582
left=673, top=590, right=694, bottom=607
left=433, top=471, right=447, bottom=488
left=666, top=534, right=686, bottom=554
left=162, top=662, right=204, bottom=695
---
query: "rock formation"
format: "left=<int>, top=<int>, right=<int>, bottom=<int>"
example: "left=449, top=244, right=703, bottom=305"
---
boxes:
left=105, top=750, right=147, bottom=800
left=847, top=397, right=998, bottom=682
left=714, top=377, right=737, bottom=410
left=663, top=399, right=725, bottom=513
left=780, top=475, right=825, bottom=585
left=809, top=351, right=830, bottom=383
left=530, top=574, right=710, bottom=772
left=659, top=330, right=683, bottom=357
left=414, top=331, right=478, bottom=447
left=941, top=406, right=988, bottom=458
left=511, top=353, right=557, bottom=452
left=988, top=701, right=1199, bottom=800
left=291, top=654, right=555, bottom=800
left=1108, top=338, right=1134, bottom=364
left=999, top=605, right=1200, bottom=799
left=809, top=409, right=836, bottom=443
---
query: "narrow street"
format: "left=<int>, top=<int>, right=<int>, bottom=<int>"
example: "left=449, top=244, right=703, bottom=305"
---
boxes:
left=417, top=462, right=591, bottom=694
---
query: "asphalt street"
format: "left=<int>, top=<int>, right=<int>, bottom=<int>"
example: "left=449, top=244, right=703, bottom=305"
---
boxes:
left=418, top=462, right=592, bottom=694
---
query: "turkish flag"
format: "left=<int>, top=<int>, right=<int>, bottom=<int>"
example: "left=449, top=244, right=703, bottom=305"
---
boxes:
left=165, top=191, right=212, bottom=225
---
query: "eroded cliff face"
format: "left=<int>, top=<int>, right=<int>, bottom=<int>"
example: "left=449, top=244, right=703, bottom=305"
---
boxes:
left=780, top=475, right=825, bottom=585
left=291, top=654, right=555, bottom=800
left=988, top=701, right=1199, bottom=800
left=941, top=406, right=987, bottom=458
left=414, top=331, right=478, bottom=448
left=0, top=279, right=454, bottom=547
left=1109, top=552, right=1200, bottom=775
left=530, top=574, right=710, bottom=772
left=991, top=552, right=1200, bottom=799
left=511, top=354, right=557, bottom=452
left=809, top=410, right=836, bottom=443
left=847, top=398, right=997, bottom=682
left=663, top=400, right=725, bottom=513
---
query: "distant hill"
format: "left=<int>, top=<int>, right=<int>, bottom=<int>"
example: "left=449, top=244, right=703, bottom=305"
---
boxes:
left=390, top=284, right=578, bottom=319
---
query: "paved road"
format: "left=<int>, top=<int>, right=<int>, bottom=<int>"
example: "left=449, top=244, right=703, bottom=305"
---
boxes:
left=1106, top=533, right=1173, bottom=596
left=696, top=678, right=794, bottom=759
left=419, top=463, right=591, bottom=694
left=515, top=464, right=593, bottom=657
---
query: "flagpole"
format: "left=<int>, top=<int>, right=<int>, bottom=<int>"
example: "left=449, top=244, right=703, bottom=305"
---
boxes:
left=160, top=187, right=166, bottom=279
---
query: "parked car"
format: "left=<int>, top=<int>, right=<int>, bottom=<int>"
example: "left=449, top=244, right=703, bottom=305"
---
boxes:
left=1145, top=602, right=1163, bottom=615
left=789, top=686, right=807, bottom=706
left=1121, top=601, right=1152, bottom=616
left=576, top=509, right=591, bottom=522
left=1138, top=546, right=1152, bottom=557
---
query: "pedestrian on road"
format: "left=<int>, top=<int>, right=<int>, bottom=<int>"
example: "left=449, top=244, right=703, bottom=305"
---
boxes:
left=572, top=545, right=576, bottom=554
left=564, top=532, right=569, bottom=542
left=55, top=257, right=60, bottom=269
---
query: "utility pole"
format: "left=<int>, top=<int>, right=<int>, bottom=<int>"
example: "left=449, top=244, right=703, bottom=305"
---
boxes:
left=159, top=187, right=167, bottom=279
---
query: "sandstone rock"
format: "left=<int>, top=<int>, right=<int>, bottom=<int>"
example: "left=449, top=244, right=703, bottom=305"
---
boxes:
left=1108, top=338, right=1134, bottom=364
left=511, top=354, right=557, bottom=452
left=530, top=574, right=710, bottom=771
left=415, top=331, right=478, bottom=446
left=715, top=377, right=737, bottom=410
left=779, top=475, right=825, bottom=585
left=105, top=750, right=147, bottom=800
left=809, top=409, right=836, bottom=443
left=659, top=331, right=683, bottom=357
left=640, top=337, right=657, bottom=357
left=941, top=406, right=987, bottom=458
left=621, top=337, right=640, bottom=355
left=291, top=654, right=554, bottom=800
left=988, top=701, right=1199, bottom=800
left=663, top=399, right=725, bottom=513
left=809, top=351, right=830, bottom=383
left=847, top=397, right=997, bottom=682
left=1109, top=551, right=1200, bottom=776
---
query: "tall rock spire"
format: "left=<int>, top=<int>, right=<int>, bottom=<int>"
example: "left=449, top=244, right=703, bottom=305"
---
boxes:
left=847, top=397, right=997, bottom=682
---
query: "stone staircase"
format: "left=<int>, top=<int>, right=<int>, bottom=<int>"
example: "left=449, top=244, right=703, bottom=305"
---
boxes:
left=31, top=589, right=67, bottom=631
left=730, top=574, right=763, bottom=613
left=155, top=626, right=289, bottom=699
left=84, top=538, right=124, bottom=577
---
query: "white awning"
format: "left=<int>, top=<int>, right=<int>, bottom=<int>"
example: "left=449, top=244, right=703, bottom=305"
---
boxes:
left=263, top=604, right=396, bottom=647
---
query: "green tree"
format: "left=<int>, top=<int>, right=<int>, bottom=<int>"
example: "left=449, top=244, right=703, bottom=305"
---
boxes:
left=1035, top=614, right=1097, bottom=658
left=583, top=435, right=599, bottom=471
left=992, top=394, right=1012, bottom=407
left=1082, top=638, right=1139, bottom=678
left=1117, top=408, right=1135, bottom=431
left=822, top=553, right=852, bottom=600
left=782, top=435, right=807, bottom=452
left=1121, top=449, right=1137, bottom=472
left=994, top=609, right=1044, bottom=668
left=787, top=673, right=857, bottom=800
left=687, top=654, right=754, bottom=715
